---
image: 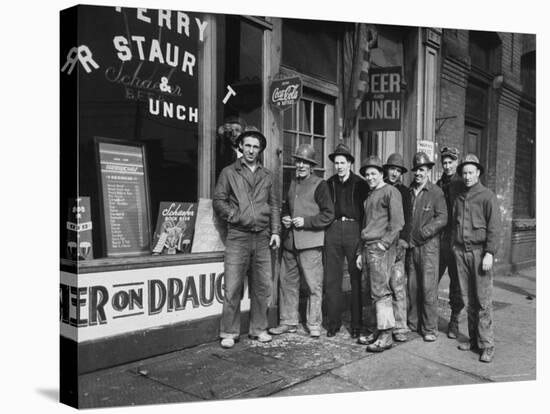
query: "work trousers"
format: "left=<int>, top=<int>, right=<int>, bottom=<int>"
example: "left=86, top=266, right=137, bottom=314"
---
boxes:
left=390, top=252, right=408, bottom=334
left=362, top=243, right=396, bottom=331
left=407, top=237, right=440, bottom=336
left=280, top=247, right=323, bottom=331
left=324, top=220, right=362, bottom=331
left=454, top=247, right=494, bottom=349
left=219, top=228, right=272, bottom=339
left=439, top=240, right=464, bottom=324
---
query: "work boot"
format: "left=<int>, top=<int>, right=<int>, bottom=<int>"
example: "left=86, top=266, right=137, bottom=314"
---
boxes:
left=393, top=332, right=408, bottom=342
left=310, top=328, right=321, bottom=338
left=220, top=337, right=239, bottom=349
left=357, top=331, right=377, bottom=345
left=269, top=324, right=297, bottom=335
left=447, top=321, right=459, bottom=339
left=366, top=330, right=393, bottom=352
left=480, top=347, right=495, bottom=363
left=248, top=331, right=272, bottom=343
left=423, top=333, right=437, bottom=342
left=457, top=341, right=479, bottom=352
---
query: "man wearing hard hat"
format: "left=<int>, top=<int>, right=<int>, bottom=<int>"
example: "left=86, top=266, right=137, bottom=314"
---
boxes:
left=406, top=152, right=447, bottom=342
left=270, top=144, right=334, bottom=338
left=436, top=146, right=465, bottom=339
left=453, top=154, right=501, bottom=363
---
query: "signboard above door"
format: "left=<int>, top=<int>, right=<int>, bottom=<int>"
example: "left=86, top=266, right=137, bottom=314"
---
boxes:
left=359, top=66, right=402, bottom=131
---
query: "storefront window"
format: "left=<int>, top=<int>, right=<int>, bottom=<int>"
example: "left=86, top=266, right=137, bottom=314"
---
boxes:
left=215, top=16, right=264, bottom=179
left=71, top=6, right=204, bottom=258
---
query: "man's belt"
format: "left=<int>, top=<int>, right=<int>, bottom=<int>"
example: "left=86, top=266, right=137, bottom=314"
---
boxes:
left=337, top=216, right=356, bottom=222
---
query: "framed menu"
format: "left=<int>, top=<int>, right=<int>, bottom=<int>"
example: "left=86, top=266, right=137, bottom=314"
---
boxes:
left=95, top=137, right=152, bottom=257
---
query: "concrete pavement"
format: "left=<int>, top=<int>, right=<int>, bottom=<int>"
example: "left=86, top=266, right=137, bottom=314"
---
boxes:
left=78, top=266, right=536, bottom=408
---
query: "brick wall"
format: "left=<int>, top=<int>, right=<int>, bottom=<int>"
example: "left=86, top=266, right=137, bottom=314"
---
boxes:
left=438, top=29, right=530, bottom=270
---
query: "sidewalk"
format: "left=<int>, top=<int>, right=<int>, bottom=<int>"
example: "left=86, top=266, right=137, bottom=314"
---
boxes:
left=78, top=267, right=536, bottom=408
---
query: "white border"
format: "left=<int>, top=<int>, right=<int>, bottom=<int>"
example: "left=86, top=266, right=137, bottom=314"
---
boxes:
left=1, top=1, right=546, bottom=414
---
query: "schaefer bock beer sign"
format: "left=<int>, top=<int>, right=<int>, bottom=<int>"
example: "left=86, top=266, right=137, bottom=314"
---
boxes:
left=269, top=76, right=302, bottom=109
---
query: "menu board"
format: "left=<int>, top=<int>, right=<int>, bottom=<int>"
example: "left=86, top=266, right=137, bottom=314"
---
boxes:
left=97, top=140, right=151, bottom=256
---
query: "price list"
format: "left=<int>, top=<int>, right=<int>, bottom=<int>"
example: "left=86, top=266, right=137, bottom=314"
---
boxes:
left=99, top=142, right=151, bottom=256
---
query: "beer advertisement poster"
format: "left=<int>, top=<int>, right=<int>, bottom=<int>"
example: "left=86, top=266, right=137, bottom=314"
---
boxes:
left=152, top=202, right=197, bottom=254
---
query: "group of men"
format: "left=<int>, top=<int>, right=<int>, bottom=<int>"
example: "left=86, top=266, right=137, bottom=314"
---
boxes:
left=213, top=126, right=500, bottom=364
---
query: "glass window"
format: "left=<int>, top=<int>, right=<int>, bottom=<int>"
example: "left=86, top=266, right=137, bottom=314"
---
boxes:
left=215, top=16, right=264, bottom=179
left=282, top=19, right=342, bottom=83
left=282, top=97, right=327, bottom=199
left=71, top=6, right=203, bottom=259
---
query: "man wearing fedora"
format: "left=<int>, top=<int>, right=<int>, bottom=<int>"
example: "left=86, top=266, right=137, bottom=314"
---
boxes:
left=407, top=152, right=447, bottom=342
left=383, top=153, right=412, bottom=343
left=213, top=126, right=281, bottom=349
left=270, top=144, right=334, bottom=338
left=453, top=154, right=500, bottom=363
left=356, top=155, right=404, bottom=352
left=324, top=143, right=369, bottom=338
left=436, top=146, right=465, bottom=339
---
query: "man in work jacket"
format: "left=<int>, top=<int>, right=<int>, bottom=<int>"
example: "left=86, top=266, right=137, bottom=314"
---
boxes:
left=407, top=152, right=447, bottom=342
left=213, top=126, right=281, bottom=349
left=270, top=144, right=334, bottom=338
left=453, top=154, right=501, bottom=363
left=324, top=143, right=369, bottom=339
left=436, top=146, right=465, bottom=339
left=356, top=155, right=404, bottom=353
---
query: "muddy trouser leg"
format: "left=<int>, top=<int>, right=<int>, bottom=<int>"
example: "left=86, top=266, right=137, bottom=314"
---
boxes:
left=440, top=242, right=464, bottom=325
left=463, top=248, right=494, bottom=349
left=454, top=247, right=492, bottom=348
left=419, top=238, right=440, bottom=336
left=362, top=252, right=377, bottom=334
left=389, top=255, right=408, bottom=334
left=220, top=229, right=251, bottom=339
left=248, top=230, right=273, bottom=336
left=366, top=244, right=395, bottom=331
left=406, top=247, right=420, bottom=332
left=297, top=248, right=324, bottom=331
left=279, top=248, right=301, bottom=326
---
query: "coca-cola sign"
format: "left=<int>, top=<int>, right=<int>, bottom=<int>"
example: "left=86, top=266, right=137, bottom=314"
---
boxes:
left=269, top=76, right=302, bottom=109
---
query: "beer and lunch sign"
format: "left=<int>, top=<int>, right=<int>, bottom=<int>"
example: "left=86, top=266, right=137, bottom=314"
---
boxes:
left=359, top=66, right=403, bottom=131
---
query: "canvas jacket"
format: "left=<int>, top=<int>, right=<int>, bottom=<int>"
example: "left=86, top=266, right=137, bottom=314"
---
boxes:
left=452, top=181, right=501, bottom=255
left=213, top=159, right=281, bottom=235
left=408, top=181, right=447, bottom=247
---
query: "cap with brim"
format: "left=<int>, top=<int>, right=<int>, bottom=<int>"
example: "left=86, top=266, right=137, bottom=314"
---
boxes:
left=440, top=146, right=459, bottom=161
left=328, top=143, right=355, bottom=164
left=359, top=155, right=384, bottom=177
left=411, top=152, right=435, bottom=171
left=383, top=153, right=408, bottom=173
left=457, top=154, right=484, bottom=175
left=235, top=127, right=267, bottom=151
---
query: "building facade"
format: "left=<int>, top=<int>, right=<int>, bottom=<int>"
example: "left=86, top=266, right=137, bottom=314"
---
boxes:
left=60, top=6, right=535, bottom=379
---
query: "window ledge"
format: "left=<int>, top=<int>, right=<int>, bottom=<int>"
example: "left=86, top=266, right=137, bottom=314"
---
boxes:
left=61, top=251, right=225, bottom=274
left=512, top=218, right=536, bottom=232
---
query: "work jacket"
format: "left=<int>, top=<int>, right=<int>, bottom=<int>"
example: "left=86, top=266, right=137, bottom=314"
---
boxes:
left=408, top=181, right=447, bottom=247
left=213, top=159, right=280, bottom=235
left=282, top=174, right=334, bottom=250
left=452, top=182, right=501, bottom=255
